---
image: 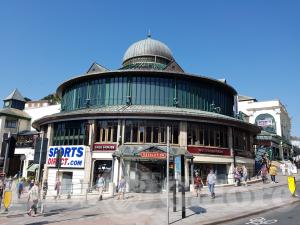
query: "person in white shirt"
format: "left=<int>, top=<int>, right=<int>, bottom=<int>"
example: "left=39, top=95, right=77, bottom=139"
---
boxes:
left=206, top=169, right=216, bottom=198
left=280, top=162, right=286, bottom=176
left=96, top=174, right=105, bottom=201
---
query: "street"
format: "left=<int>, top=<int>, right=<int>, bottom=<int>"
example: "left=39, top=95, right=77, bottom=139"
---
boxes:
left=223, top=201, right=300, bottom=225
left=0, top=177, right=299, bottom=225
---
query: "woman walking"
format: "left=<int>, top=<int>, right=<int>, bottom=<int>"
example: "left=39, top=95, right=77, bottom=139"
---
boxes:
left=27, top=181, right=40, bottom=217
left=269, top=163, right=278, bottom=184
left=194, top=173, right=204, bottom=197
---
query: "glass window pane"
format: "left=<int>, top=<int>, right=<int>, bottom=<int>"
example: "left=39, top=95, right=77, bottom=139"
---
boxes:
left=146, top=126, right=152, bottom=143
left=132, top=123, right=138, bottom=142
left=153, top=126, right=159, bottom=143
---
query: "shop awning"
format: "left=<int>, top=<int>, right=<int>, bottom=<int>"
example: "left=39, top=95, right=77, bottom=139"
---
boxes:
left=113, top=145, right=193, bottom=159
left=27, top=164, right=39, bottom=172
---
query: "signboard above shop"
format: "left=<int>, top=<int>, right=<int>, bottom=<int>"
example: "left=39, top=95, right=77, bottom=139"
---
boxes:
left=255, top=113, right=277, bottom=134
left=47, top=145, right=85, bottom=168
left=93, top=143, right=117, bottom=151
left=140, top=151, right=167, bottom=159
left=187, top=146, right=231, bottom=156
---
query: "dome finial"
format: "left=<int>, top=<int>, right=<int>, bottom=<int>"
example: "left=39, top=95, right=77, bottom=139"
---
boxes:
left=147, top=29, right=151, bottom=38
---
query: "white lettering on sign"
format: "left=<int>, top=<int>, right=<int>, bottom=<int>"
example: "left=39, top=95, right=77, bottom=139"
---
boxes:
left=257, top=118, right=273, bottom=127
left=47, top=145, right=85, bottom=168
left=245, top=217, right=278, bottom=225
left=93, top=144, right=116, bottom=151
left=140, top=152, right=166, bottom=159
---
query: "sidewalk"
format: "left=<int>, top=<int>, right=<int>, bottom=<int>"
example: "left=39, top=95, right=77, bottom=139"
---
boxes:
left=0, top=173, right=299, bottom=225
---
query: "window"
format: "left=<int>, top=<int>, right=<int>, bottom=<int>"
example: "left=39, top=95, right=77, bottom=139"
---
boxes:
left=96, top=120, right=118, bottom=143
left=53, top=120, right=87, bottom=146
left=5, top=119, right=17, bottom=128
left=124, top=120, right=179, bottom=144
left=187, top=123, right=228, bottom=148
left=233, top=128, right=249, bottom=151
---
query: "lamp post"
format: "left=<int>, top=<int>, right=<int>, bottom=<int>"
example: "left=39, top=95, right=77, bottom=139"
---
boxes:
left=166, top=126, right=170, bottom=225
left=37, top=131, right=44, bottom=182
left=2, top=132, right=11, bottom=176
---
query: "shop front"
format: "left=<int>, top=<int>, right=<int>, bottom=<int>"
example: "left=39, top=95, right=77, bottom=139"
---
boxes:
left=188, top=146, right=232, bottom=184
left=46, top=145, right=87, bottom=196
left=91, top=143, right=117, bottom=191
left=115, top=145, right=192, bottom=193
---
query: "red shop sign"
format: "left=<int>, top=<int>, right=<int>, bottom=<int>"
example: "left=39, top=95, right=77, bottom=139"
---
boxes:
left=187, top=146, right=230, bottom=156
left=93, top=143, right=117, bottom=151
left=140, top=152, right=167, bottom=159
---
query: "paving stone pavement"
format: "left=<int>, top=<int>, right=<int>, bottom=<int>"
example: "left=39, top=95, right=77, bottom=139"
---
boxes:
left=0, top=173, right=299, bottom=225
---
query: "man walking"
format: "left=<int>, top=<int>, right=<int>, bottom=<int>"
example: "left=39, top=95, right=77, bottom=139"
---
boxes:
left=117, top=176, right=126, bottom=200
left=206, top=169, right=216, bottom=198
left=17, top=179, right=24, bottom=199
left=96, top=174, right=105, bottom=201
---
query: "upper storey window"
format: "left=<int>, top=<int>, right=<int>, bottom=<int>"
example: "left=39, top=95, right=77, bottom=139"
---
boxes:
left=61, top=76, right=234, bottom=117
left=95, top=120, right=118, bottom=143
left=187, top=123, right=228, bottom=148
left=53, top=120, right=87, bottom=146
left=124, top=120, right=179, bottom=144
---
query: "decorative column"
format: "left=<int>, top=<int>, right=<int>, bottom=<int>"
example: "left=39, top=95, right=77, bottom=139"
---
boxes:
left=85, top=120, right=95, bottom=187
left=228, top=127, right=234, bottom=184
left=42, top=123, right=54, bottom=182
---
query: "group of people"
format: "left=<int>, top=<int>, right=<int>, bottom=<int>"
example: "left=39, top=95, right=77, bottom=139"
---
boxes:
left=194, top=169, right=217, bottom=198
left=96, top=174, right=126, bottom=201
left=279, top=161, right=298, bottom=176
left=233, top=165, right=248, bottom=187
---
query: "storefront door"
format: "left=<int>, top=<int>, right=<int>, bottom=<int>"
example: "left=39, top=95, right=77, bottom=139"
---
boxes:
left=61, top=172, right=72, bottom=194
left=130, top=161, right=165, bottom=193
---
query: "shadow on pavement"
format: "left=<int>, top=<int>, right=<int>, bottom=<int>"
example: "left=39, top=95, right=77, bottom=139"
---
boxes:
left=188, top=206, right=207, bottom=215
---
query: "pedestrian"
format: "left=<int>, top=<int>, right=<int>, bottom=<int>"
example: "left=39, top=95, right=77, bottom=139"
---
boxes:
left=96, top=174, right=105, bottom=201
left=29, top=179, right=34, bottom=190
left=54, top=179, right=61, bottom=199
left=233, top=167, right=241, bottom=187
left=117, top=176, right=126, bottom=200
left=269, top=163, right=277, bottom=184
left=194, top=173, right=204, bottom=197
left=17, top=178, right=24, bottom=199
left=242, top=165, right=248, bottom=186
left=261, top=164, right=268, bottom=184
left=287, top=162, right=293, bottom=175
left=42, top=180, right=48, bottom=199
left=0, top=177, right=4, bottom=209
left=206, top=169, right=216, bottom=198
left=27, top=181, right=40, bottom=217
left=5, top=176, right=12, bottom=190
left=280, top=162, right=286, bottom=176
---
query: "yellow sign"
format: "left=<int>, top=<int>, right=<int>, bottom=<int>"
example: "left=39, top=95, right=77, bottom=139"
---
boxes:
left=288, top=176, right=297, bottom=196
left=3, top=191, right=12, bottom=209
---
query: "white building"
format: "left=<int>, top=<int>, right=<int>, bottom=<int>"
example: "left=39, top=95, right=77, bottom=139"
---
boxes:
left=0, top=89, right=60, bottom=178
left=238, top=95, right=292, bottom=160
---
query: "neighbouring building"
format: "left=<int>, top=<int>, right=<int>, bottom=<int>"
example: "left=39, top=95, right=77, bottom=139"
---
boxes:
left=238, top=95, right=292, bottom=161
left=33, top=35, right=260, bottom=196
left=0, top=89, right=31, bottom=176
left=0, top=89, right=60, bottom=178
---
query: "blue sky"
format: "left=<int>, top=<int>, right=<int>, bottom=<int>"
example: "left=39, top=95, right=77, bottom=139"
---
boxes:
left=0, top=0, right=299, bottom=136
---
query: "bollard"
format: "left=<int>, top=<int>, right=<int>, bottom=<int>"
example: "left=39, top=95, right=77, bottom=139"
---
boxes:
left=85, top=188, right=88, bottom=201
left=108, top=182, right=115, bottom=198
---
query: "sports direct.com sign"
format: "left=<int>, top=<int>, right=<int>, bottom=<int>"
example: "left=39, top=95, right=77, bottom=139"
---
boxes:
left=47, top=145, right=85, bottom=168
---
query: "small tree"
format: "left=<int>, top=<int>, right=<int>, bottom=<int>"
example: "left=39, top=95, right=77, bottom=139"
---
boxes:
left=41, top=93, right=61, bottom=105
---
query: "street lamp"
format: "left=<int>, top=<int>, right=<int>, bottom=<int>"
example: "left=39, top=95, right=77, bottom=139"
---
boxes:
left=37, top=131, right=44, bottom=182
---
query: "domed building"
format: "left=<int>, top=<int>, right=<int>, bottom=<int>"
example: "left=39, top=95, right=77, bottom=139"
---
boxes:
left=34, top=35, right=260, bottom=195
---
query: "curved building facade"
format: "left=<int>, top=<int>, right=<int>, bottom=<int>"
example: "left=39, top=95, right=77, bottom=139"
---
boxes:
left=34, top=36, right=260, bottom=195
